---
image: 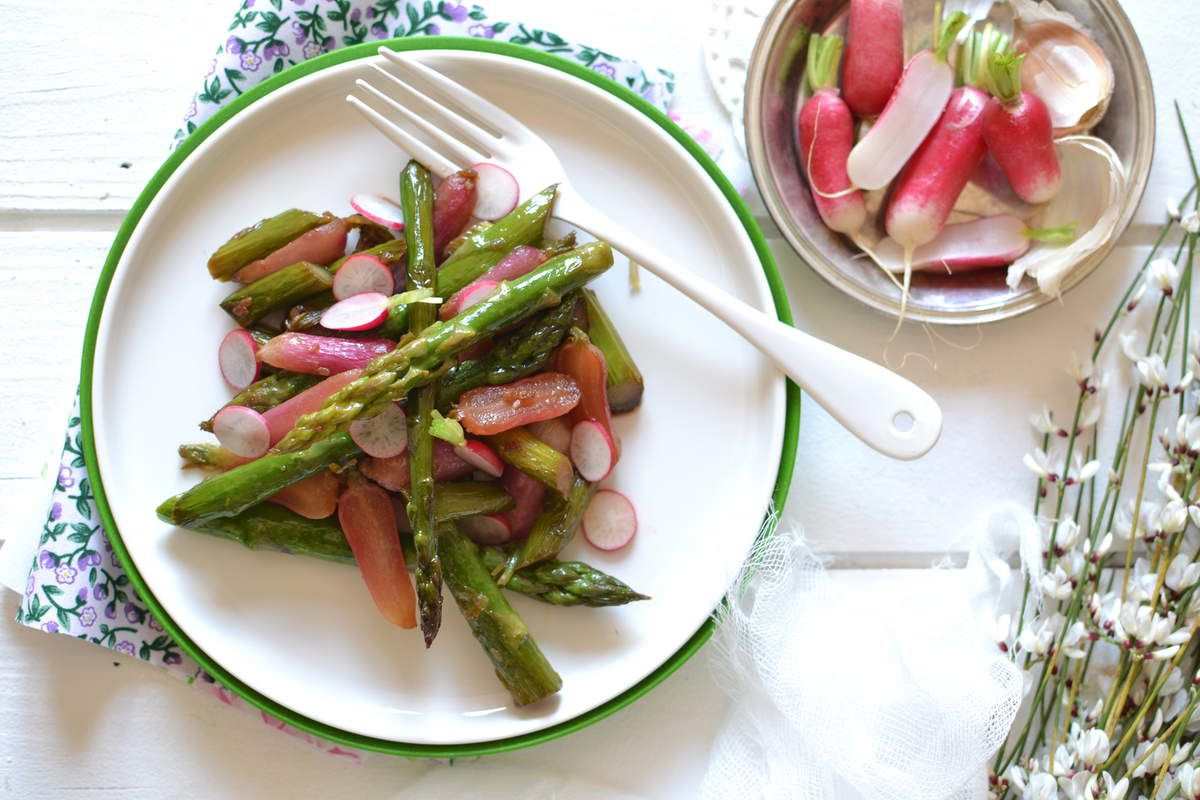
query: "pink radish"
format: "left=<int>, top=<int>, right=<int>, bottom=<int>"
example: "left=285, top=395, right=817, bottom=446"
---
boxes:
left=257, top=332, right=394, bottom=375
left=332, top=253, right=394, bottom=299
left=269, top=471, right=340, bottom=519
left=796, top=34, right=866, bottom=235
left=459, top=514, right=513, bottom=546
left=846, top=8, right=970, bottom=191
left=348, top=402, right=408, bottom=458
left=350, top=193, right=405, bottom=231
left=470, top=163, right=519, bottom=220
left=433, top=170, right=478, bottom=256
left=527, top=418, right=572, bottom=454
left=218, top=329, right=260, bottom=389
left=233, top=219, right=349, bottom=283
left=212, top=406, right=271, bottom=459
left=263, top=369, right=362, bottom=444
left=320, top=292, right=391, bottom=331
left=982, top=51, right=1062, bottom=204
left=454, top=439, right=504, bottom=477
left=438, top=279, right=500, bottom=321
left=570, top=420, right=617, bottom=482
left=875, top=215, right=1075, bottom=273
left=359, top=441, right=473, bottom=492
left=582, top=489, right=638, bottom=551
left=440, top=246, right=544, bottom=319
left=501, top=467, right=546, bottom=539
left=842, top=0, right=904, bottom=118
left=885, top=86, right=990, bottom=250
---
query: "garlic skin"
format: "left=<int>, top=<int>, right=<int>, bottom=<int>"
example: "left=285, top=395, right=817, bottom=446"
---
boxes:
left=1010, top=0, right=1116, bottom=135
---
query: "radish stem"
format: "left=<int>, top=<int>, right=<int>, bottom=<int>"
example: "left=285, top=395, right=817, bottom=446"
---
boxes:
left=806, top=32, right=844, bottom=92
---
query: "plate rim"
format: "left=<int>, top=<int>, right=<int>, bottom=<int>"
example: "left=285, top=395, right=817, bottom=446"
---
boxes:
left=79, top=35, right=801, bottom=757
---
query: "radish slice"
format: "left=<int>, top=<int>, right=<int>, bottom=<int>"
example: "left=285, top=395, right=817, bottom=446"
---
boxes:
left=333, top=253, right=394, bottom=300
left=212, top=406, right=271, bottom=459
left=454, top=439, right=504, bottom=477
left=349, top=402, right=408, bottom=458
left=582, top=489, right=637, bottom=551
left=349, top=193, right=405, bottom=231
left=470, top=163, right=519, bottom=220
left=439, top=279, right=500, bottom=321
left=218, top=329, right=260, bottom=390
left=459, top=514, right=513, bottom=545
left=527, top=418, right=572, bottom=454
left=570, top=420, right=616, bottom=482
left=321, top=292, right=390, bottom=331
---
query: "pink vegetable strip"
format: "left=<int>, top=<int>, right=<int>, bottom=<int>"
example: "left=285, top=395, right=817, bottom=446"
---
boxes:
left=360, top=440, right=473, bottom=492
left=874, top=214, right=1076, bottom=273
left=262, top=369, right=363, bottom=444
left=501, top=466, right=546, bottom=540
left=433, top=169, right=478, bottom=258
left=232, top=218, right=349, bottom=284
left=842, top=0, right=904, bottom=118
left=982, top=51, right=1062, bottom=205
left=256, top=332, right=394, bottom=376
left=268, top=471, right=340, bottom=519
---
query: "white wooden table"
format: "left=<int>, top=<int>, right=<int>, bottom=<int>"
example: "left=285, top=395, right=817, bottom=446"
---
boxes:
left=0, top=1, right=1196, bottom=796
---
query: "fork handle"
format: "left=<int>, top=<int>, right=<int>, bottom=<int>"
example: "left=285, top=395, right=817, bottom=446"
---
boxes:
left=554, top=187, right=942, bottom=460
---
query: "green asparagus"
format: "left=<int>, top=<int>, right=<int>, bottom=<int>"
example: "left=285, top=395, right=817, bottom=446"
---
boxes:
left=487, top=427, right=573, bottom=496
left=329, top=238, right=407, bottom=273
left=582, top=290, right=644, bottom=413
left=273, top=242, right=614, bottom=454
left=219, top=261, right=333, bottom=327
left=158, top=432, right=360, bottom=527
left=500, top=476, right=598, bottom=584
left=285, top=291, right=335, bottom=331
left=208, top=209, right=331, bottom=280
left=436, top=293, right=580, bottom=407
left=479, top=547, right=649, bottom=607
left=439, top=523, right=562, bottom=705
left=178, top=443, right=249, bottom=470
left=200, top=372, right=320, bottom=432
left=400, top=160, right=443, bottom=648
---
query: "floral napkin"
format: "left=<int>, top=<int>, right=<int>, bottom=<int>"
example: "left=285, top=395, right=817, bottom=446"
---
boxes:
left=3, top=0, right=675, bottom=758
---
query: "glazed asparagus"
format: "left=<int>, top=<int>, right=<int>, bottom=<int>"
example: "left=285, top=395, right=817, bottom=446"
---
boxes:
left=400, top=160, right=443, bottom=648
left=478, top=548, right=648, bottom=607
left=200, top=372, right=321, bottom=432
left=500, top=476, right=598, bottom=584
left=582, top=290, right=644, bottom=413
left=219, top=261, right=333, bottom=326
left=487, top=427, right=574, bottom=497
left=208, top=209, right=331, bottom=280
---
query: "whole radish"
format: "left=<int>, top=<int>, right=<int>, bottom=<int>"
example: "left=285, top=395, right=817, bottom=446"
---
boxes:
left=846, top=6, right=970, bottom=191
left=982, top=50, right=1062, bottom=204
left=842, top=0, right=904, bottom=118
left=796, top=34, right=866, bottom=235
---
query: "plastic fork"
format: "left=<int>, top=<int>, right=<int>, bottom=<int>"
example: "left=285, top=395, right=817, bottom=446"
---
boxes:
left=348, top=47, right=942, bottom=460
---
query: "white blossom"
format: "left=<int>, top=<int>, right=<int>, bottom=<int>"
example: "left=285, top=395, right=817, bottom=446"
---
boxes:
left=1068, top=353, right=1094, bottom=386
left=1180, top=763, right=1200, bottom=800
left=1024, top=448, right=1057, bottom=480
left=1053, top=518, right=1084, bottom=550
left=1127, top=740, right=1168, bottom=777
left=1153, top=489, right=1190, bottom=535
left=1080, top=394, right=1103, bottom=429
left=1077, top=728, right=1110, bottom=768
left=1041, top=565, right=1075, bottom=601
left=1167, top=554, right=1200, bottom=594
left=1149, top=257, right=1181, bottom=293
left=1184, top=210, right=1200, bottom=235
left=1031, top=406, right=1057, bottom=435
left=1067, top=451, right=1102, bottom=485
left=1061, top=620, right=1088, bottom=659
left=1025, top=771, right=1057, bottom=800
left=1168, top=197, right=1183, bottom=220
left=1006, top=765, right=1028, bottom=794
left=1084, top=532, right=1114, bottom=560
left=1120, top=330, right=1142, bottom=362
left=1058, top=770, right=1095, bottom=800
left=1019, top=615, right=1061, bottom=657
left=1100, top=773, right=1128, bottom=800
left=1137, top=353, right=1170, bottom=391
left=1178, top=413, right=1200, bottom=451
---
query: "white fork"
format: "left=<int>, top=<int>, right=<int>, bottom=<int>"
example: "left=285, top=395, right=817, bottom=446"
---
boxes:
left=348, top=48, right=942, bottom=460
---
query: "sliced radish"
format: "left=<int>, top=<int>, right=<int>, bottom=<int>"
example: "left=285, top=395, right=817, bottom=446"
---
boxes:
left=454, top=373, right=581, bottom=435
left=348, top=402, right=408, bottom=458
left=439, top=279, right=500, bottom=321
left=264, top=369, right=361, bottom=444
left=458, top=514, right=513, bottom=546
left=257, top=333, right=395, bottom=375
left=527, top=418, right=572, bottom=454
left=349, top=193, right=405, bottom=231
left=212, top=406, right=271, bottom=459
left=321, top=292, right=390, bottom=331
left=582, top=489, right=638, bottom=551
left=470, top=163, right=519, bottom=220
left=218, top=329, right=260, bottom=389
left=570, top=420, right=616, bottom=482
left=332, top=253, right=394, bottom=300
left=501, top=467, right=545, bottom=539
left=454, top=439, right=504, bottom=477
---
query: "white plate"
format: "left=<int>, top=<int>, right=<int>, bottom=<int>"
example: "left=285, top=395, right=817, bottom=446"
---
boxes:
left=90, top=46, right=787, bottom=746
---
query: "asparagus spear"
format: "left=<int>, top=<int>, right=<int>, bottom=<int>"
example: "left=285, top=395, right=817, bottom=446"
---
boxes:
left=178, top=443, right=249, bottom=470
left=439, top=522, right=562, bottom=705
left=219, top=261, right=334, bottom=327
left=200, top=372, right=321, bottom=432
left=157, top=432, right=360, bottom=527
left=286, top=291, right=335, bottom=331
left=487, top=427, right=574, bottom=497
left=329, top=238, right=407, bottom=273
left=582, top=290, right=644, bottom=413
left=208, top=209, right=331, bottom=280
left=273, top=241, right=614, bottom=454
left=400, top=160, right=443, bottom=648
left=479, top=547, right=648, bottom=607
left=436, top=293, right=580, bottom=407
left=500, top=476, right=598, bottom=584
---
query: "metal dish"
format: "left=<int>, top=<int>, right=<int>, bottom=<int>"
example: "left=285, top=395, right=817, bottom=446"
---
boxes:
left=743, top=0, right=1155, bottom=325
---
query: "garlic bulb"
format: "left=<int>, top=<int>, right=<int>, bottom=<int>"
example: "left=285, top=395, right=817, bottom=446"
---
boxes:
left=1010, top=0, right=1115, bottom=135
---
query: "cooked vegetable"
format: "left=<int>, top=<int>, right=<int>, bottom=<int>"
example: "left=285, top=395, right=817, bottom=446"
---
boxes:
left=501, top=466, right=547, bottom=539
left=360, top=439, right=473, bottom=491
left=220, top=261, right=333, bottom=327
left=347, top=402, right=408, bottom=458
left=257, top=332, right=396, bottom=375
left=581, top=291, right=642, bottom=414
left=438, top=522, right=561, bottom=706
left=329, top=238, right=407, bottom=273
left=207, top=209, right=330, bottom=280
left=470, top=163, right=520, bottom=220
left=842, top=0, right=904, bottom=118
left=569, top=419, right=617, bottom=482
left=338, top=476, right=417, bottom=628
left=319, top=292, right=392, bottom=332
left=263, top=369, right=362, bottom=444
left=218, top=329, right=261, bottom=390
left=349, top=193, right=405, bottom=231
left=438, top=279, right=500, bottom=320
left=581, top=489, right=638, bottom=551
left=433, top=169, right=478, bottom=256
left=797, top=34, right=866, bottom=235
left=211, top=405, right=271, bottom=459
left=480, top=549, right=648, bottom=607
left=488, top=427, right=574, bottom=496
left=459, top=514, right=514, bottom=545
left=286, top=291, right=337, bottom=332
left=233, top=218, right=349, bottom=284
left=556, top=329, right=617, bottom=444
left=178, top=443, right=251, bottom=470
left=268, top=470, right=340, bottom=519
left=332, top=254, right=394, bottom=300
left=983, top=50, right=1062, bottom=205
left=500, top=476, right=598, bottom=583
left=455, top=373, right=581, bottom=436
left=526, top=418, right=571, bottom=454
left=453, top=439, right=504, bottom=477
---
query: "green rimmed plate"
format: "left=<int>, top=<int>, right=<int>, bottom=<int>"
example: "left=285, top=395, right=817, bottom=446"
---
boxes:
left=82, top=37, right=800, bottom=755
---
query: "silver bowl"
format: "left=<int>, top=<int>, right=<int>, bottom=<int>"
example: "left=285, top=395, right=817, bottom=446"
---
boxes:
left=744, top=0, right=1155, bottom=325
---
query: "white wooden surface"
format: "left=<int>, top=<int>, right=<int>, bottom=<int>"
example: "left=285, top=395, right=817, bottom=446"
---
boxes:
left=0, top=0, right=1197, bottom=796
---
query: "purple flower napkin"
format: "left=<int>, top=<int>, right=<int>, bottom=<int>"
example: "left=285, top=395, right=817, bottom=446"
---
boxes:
left=3, top=0, right=675, bottom=758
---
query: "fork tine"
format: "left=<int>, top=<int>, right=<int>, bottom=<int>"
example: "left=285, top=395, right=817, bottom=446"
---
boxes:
left=377, top=49, right=527, bottom=144
left=364, top=65, right=491, bottom=163
left=346, top=93, right=458, bottom=178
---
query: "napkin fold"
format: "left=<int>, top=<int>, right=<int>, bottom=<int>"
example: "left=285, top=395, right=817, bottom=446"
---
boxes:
left=0, top=0, right=675, bottom=758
